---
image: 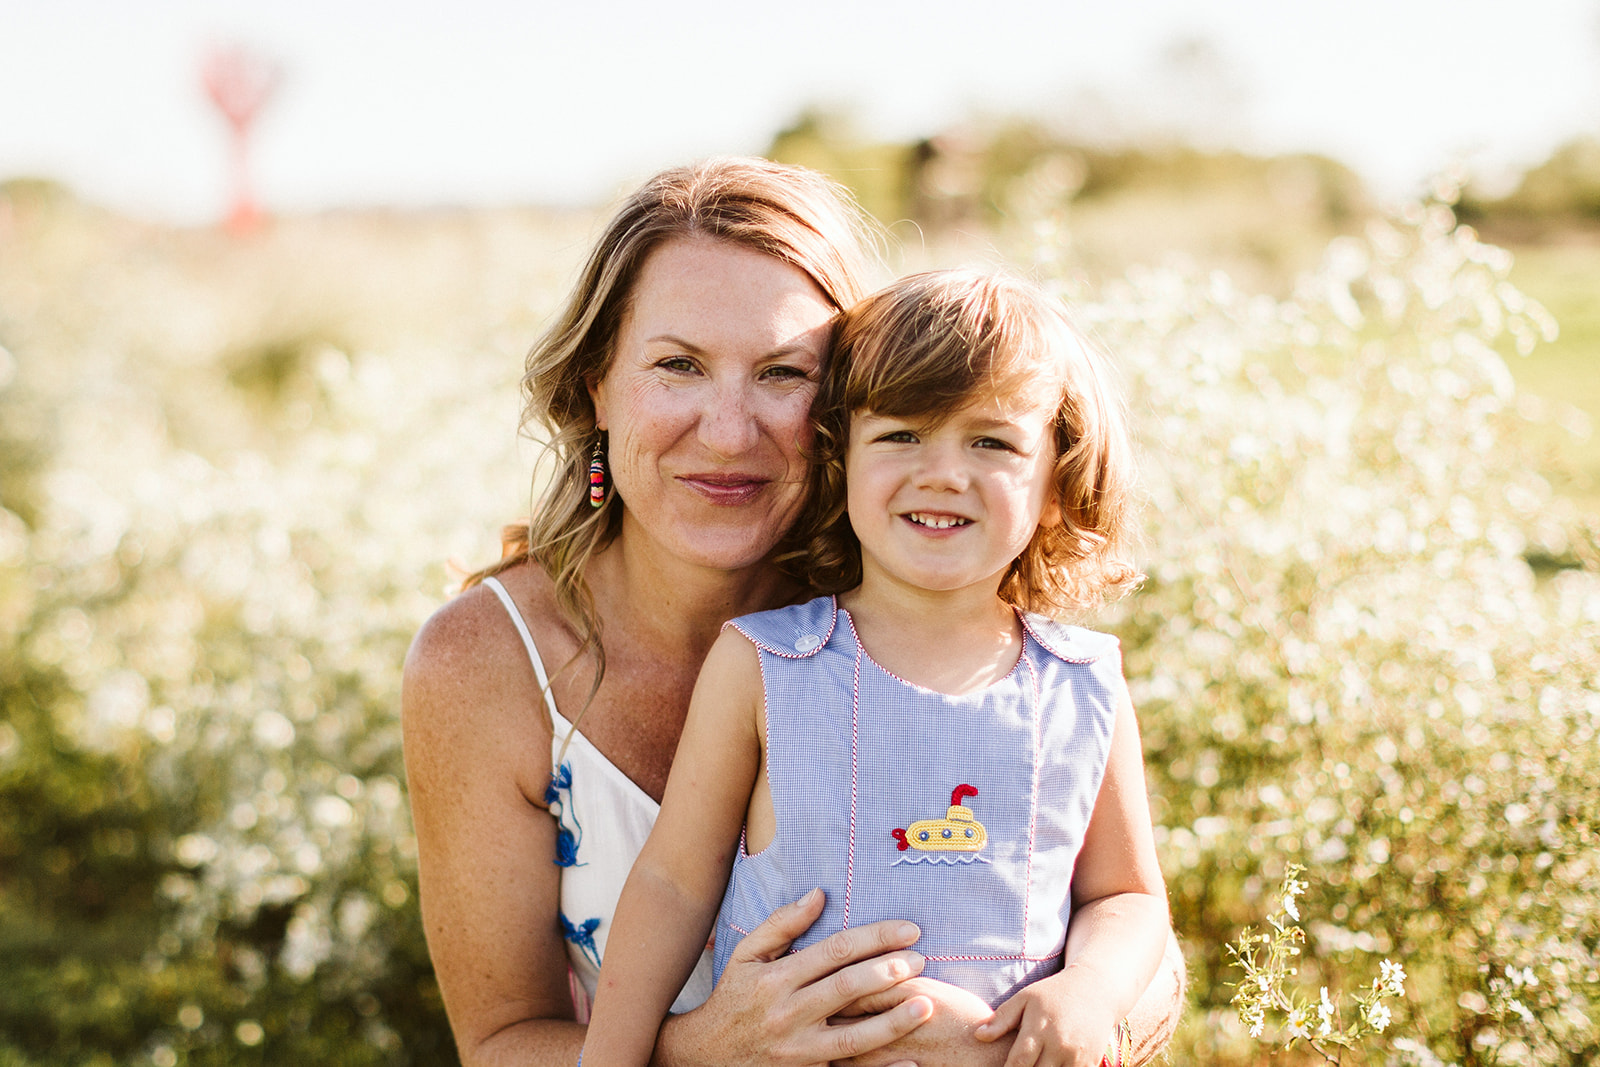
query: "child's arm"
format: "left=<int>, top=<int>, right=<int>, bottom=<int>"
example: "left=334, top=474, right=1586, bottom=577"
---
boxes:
left=977, top=692, right=1170, bottom=1067
left=581, top=629, right=766, bottom=1067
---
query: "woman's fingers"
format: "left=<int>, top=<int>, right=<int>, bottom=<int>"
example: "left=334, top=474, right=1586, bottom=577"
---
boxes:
left=834, top=977, right=1016, bottom=1067
left=730, top=891, right=925, bottom=1015
left=818, top=992, right=933, bottom=1064
left=781, top=913, right=923, bottom=990
left=783, top=934, right=925, bottom=1024
left=726, top=886, right=827, bottom=964
left=836, top=982, right=913, bottom=1018
left=706, top=892, right=932, bottom=1065
left=812, top=948, right=927, bottom=1020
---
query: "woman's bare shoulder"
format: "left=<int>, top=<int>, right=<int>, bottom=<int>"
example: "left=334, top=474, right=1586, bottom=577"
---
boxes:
left=406, top=565, right=563, bottom=681
left=402, top=565, right=565, bottom=792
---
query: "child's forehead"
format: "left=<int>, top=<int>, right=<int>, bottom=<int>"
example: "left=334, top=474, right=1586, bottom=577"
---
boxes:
left=859, top=381, right=1061, bottom=426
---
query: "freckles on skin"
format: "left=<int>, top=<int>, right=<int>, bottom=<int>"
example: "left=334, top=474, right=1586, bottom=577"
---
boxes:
left=584, top=236, right=836, bottom=570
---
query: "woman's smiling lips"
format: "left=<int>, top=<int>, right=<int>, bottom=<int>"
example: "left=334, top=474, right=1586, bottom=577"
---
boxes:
left=678, top=472, right=772, bottom=505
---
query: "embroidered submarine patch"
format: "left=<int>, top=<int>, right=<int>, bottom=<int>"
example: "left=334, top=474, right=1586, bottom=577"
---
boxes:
left=891, top=784, right=990, bottom=865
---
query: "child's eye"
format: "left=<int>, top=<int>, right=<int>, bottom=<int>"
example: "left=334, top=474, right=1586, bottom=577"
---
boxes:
left=975, top=436, right=1018, bottom=452
left=876, top=429, right=919, bottom=444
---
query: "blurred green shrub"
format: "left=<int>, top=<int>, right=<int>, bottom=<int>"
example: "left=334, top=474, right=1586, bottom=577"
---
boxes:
left=1082, top=194, right=1598, bottom=1064
left=0, top=190, right=548, bottom=1065
left=1, top=175, right=1596, bottom=1067
left=1460, top=136, right=1600, bottom=228
left=767, top=111, right=1368, bottom=236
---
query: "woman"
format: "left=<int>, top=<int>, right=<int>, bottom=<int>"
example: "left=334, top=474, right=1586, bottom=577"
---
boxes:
left=402, top=156, right=1183, bottom=1066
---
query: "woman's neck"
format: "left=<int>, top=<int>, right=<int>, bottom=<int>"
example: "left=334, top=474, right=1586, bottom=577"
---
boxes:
left=838, top=578, right=1022, bottom=695
left=589, top=530, right=797, bottom=666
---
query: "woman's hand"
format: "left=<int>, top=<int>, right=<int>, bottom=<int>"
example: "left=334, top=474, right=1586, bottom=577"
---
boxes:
left=833, top=978, right=1010, bottom=1067
left=655, top=889, right=935, bottom=1067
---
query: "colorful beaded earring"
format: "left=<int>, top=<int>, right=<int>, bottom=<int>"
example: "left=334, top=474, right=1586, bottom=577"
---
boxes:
left=588, top=435, right=606, bottom=508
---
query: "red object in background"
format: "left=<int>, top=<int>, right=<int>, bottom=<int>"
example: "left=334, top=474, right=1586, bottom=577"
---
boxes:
left=201, top=45, right=281, bottom=236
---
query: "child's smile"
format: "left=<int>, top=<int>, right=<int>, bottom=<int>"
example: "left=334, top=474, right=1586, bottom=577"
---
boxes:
left=905, top=511, right=972, bottom=529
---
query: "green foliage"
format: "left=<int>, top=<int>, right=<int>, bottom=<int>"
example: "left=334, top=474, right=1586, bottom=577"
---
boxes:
left=1461, top=137, right=1600, bottom=227
left=0, top=190, right=566, bottom=1065
left=768, top=108, right=924, bottom=227
left=1229, top=865, right=1409, bottom=1060
left=766, top=111, right=1368, bottom=236
left=1498, top=244, right=1600, bottom=509
left=1075, top=193, right=1599, bottom=1064
left=2, top=177, right=1597, bottom=1065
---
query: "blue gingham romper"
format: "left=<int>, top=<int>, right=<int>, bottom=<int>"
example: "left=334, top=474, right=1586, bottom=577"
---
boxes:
left=711, top=595, right=1124, bottom=1008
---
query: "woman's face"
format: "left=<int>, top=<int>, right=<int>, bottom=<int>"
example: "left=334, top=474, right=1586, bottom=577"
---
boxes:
left=591, top=236, right=836, bottom=573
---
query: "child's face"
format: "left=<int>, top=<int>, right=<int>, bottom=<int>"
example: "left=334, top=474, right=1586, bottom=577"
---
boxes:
left=845, top=387, right=1061, bottom=600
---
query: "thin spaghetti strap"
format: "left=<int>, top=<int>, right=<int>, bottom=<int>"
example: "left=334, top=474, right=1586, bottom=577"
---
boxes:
left=482, top=576, right=566, bottom=730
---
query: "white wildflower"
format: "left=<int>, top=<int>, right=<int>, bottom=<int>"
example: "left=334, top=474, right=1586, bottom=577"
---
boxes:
left=1379, top=958, right=1407, bottom=995
left=1281, top=872, right=1308, bottom=922
left=1366, top=1001, right=1392, bottom=1032
left=1318, top=987, right=1335, bottom=1036
left=1286, top=1005, right=1310, bottom=1039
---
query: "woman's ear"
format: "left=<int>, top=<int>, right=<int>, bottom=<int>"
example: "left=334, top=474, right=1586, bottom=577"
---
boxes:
left=1039, top=493, right=1063, bottom=529
left=587, top=376, right=607, bottom=431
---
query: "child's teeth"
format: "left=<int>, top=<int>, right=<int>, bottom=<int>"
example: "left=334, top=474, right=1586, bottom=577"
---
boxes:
left=913, top=513, right=965, bottom=528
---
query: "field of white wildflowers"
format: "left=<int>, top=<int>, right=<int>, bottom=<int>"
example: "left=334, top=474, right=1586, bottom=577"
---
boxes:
left=1, top=176, right=1596, bottom=1066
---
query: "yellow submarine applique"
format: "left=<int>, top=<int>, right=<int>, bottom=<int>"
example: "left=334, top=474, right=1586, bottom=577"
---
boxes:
left=891, top=784, right=990, bottom=865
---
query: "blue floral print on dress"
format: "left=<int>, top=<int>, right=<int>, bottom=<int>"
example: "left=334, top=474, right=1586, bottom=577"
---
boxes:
left=561, top=913, right=602, bottom=969
left=544, top=761, right=585, bottom=868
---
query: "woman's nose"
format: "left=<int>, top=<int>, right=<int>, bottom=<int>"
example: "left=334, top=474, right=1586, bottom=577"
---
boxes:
left=697, top=383, right=760, bottom=456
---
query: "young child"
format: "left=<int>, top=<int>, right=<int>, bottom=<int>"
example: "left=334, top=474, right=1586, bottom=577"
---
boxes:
left=582, top=270, right=1169, bottom=1066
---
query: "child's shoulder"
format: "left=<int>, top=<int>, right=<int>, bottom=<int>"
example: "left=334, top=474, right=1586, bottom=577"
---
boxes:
left=725, top=595, right=839, bottom=659
left=1018, top=611, right=1121, bottom=665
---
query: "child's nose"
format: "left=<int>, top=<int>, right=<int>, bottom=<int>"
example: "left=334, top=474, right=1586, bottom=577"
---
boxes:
left=914, top=443, right=968, bottom=491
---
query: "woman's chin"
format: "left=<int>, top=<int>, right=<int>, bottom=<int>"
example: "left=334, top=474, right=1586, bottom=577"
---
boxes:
left=640, top=502, right=801, bottom=576
left=675, top=537, right=785, bottom=575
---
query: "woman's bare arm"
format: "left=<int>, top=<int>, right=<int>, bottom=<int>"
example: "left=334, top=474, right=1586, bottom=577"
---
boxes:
left=402, top=585, right=583, bottom=1065
left=1118, top=930, right=1186, bottom=1066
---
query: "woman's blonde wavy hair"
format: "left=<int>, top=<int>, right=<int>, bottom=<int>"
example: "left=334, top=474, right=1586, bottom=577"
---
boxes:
left=465, top=157, right=878, bottom=716
left=783, top=269, right=1143, bottom=618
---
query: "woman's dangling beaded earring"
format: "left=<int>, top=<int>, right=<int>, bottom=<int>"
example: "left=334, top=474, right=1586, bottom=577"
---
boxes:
left=588, top=434, right=607, bottom=508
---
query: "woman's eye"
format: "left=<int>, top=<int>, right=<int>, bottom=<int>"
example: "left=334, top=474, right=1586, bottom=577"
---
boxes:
left=760, top=364, right=811, bottom=382
left=657, top=356, right=699, bottom=373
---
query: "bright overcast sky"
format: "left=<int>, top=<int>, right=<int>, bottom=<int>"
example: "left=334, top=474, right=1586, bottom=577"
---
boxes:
left=3, top=0, right=1598, bottom=223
